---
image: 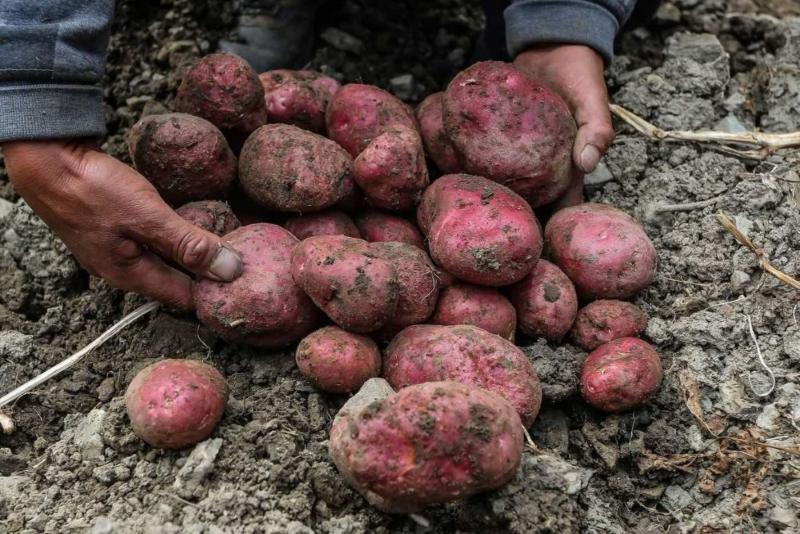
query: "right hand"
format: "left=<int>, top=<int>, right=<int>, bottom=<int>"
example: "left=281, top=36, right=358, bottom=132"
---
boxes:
left=3, top=139, right=243, bottom=310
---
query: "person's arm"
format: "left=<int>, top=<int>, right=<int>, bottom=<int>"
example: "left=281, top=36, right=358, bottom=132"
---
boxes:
left=0, top=1, right=242, bottom=310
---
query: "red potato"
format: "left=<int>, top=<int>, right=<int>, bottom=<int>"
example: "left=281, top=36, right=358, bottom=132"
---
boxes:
left=383, top=324, right=542, bottom=426
left=284, top=210, right=361, bottom=240
left=175, top=53, right=267, bottom=148
left=326, top=83, right=418, bottom=157
left=545, top=203, right=657, bottom=299
left=296, top=326, right=381, bottom=393
left=239, top=124, right=355, bottom=213
left=572, top=300, right=648, bottom=351
left=175, top=200, right=240, bottom=236
left=194, top=224, right=320, bottom=348
left=443, top=61, right=576, bottom=207
left=128, top=113, right=236, bottom=205
left=259, top=69, right=340, bottom=133
left=580, top=337, right=662, bottom=412
left=355, top=210, right=425, bottom=250
left=509, top=259, right=578, bottom=342
left=329, top=380, right=524, bottom=513
left=417, top=174, right=542, bottom=286
left=291, top=235, right=399, bottom=333
left=432, top=283, right=516, bottom=341
left=353, top=126, right=430, bottom=211
left=125, top=359, right=228, bottom=449
left=416, top=92, right=461, bottom=174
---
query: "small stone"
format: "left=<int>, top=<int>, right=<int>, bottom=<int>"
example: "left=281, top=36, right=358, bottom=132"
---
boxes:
left=446, top=48, right=465, bottom=68
left=756, top=403, right=780, bottom=431
left=584, top=161, right=614, bottom=186
left=96, top=377, right=116, bottom=402
left=320, top=28, right=363, bottom=54
left=389, top=74, right=414, bottom=101
left=0, top=331, right=33, bottom=359
left=174, top=438, right=223, bottom=500
left=654, top=2, right=681, bottom=24
left=334, top=378, right=394, bottom=423
left=73, top=409, right=107, bottom=461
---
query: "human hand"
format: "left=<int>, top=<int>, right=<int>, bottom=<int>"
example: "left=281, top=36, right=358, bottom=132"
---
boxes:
left=3, top=140, right=243, bottom=310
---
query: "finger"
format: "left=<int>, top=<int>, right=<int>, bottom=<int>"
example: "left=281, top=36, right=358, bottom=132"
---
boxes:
left=568, top=84, right=615, bottom=174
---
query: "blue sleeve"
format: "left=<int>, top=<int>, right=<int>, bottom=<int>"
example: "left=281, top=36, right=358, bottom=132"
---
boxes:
left=0, top=0, right=114, bottom=142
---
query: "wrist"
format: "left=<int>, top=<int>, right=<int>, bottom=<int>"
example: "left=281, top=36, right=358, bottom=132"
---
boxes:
left=3, top=139, right=90, bottom=189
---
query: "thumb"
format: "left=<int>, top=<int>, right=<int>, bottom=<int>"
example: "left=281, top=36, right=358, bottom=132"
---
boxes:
left=571, top=93, right=615, bottom=174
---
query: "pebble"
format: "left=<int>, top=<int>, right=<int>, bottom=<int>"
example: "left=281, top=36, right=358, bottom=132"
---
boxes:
left=389, top=73, right=414, bottom=100
left=174, top=438, right=223, bottom=500
left=335, top=378, right=393, bottom=423
left=584, top=161, right=615, bottom=186
left=320, top=28, right=364, bottom=54
left=73, top=409, right=107, bottom=461
left=96, top=377, right=116, bottom=402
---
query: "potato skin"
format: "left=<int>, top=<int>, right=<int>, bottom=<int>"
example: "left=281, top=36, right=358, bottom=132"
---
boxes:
left=125, top=359, right=228, bottom=449
left=259, top=69, right=340, bottom=133
left=442, top=61, right=576, bottom=207
left=291, top=235, right=399, bottom=333
left=545, top=203, right=657, bottom=299
left=353, top=126, right=430, bottom=211
left=296, top=327, right=381, bottom=393
left=383, top=324, right=541, bottom=426
left=326, top=83, right=418, bottom=157
left=128, top=113, right=236, bottom=205
left=284, top=210, right=361, bottom=240
left=239, top=124, right=355, bottom=213
left=432, top=283, right=516, bottom=341
left=355, top=210, right=425, bottom=250
left=329, top=381, right=524, bottom=513
left=417, top=173, right=542, bottom=286
left=572, top=300, right=648, bottom=351
left=194, top=224, right=320, bottom=348
left=175, top=200, right=240, bottom=236
left=580, top=337, right=662, bottom=412
left=175, top=53, right=267, bottom=147
left=509, top=259, right=578, bottom=341
left=416, top=92, right=461, bottom=174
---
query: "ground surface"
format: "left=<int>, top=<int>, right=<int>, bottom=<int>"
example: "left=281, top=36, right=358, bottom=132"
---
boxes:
left=1, top=0, right=800, bottom=532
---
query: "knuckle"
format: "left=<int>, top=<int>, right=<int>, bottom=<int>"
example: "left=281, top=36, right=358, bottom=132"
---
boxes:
left=175, top=232, right=213, bottom=270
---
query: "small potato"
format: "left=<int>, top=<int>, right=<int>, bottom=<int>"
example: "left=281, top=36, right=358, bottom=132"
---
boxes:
left=128, top=113, right=236, bottom=205
left=125, top=359, right=228, bottom=449
left=326, top=83, right=418, bottom=157
left=417, top=174, right=542, bottom=286
left=383, top=324, right=541, bottom=426
left=572, top=300, right=648, bottom=351
left=259, top=69, right=340, bottom=133
left=329, top=380, right=524, bottom=513
left=432, top=283, right=516, bottom=340
left=353, top=126, right=430, bottom=211
left=580, top=337, right=662, bottom=412
left=355, top=210, right=425, bottom=250
left=545, top=203, right=657, bottom=299
left=291, top=235, right=399, bottom=333
left=443, top=61, right=576, bottom=207
left=284, top=210, right=361, bottom=240
left=239, top=124, right=355, bottom=213
left=296, top=326, right=381, bottom=393
left=176, top=200, right=240, bottom=236
left=194, top=224, right=320, bottom=348
left=509, top=259, right=578, bottom=341
left=416, top=92, right=461, bottom=174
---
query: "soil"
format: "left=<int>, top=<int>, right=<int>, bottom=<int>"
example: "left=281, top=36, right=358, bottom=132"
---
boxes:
left=2, top=0, right=800, bottom=532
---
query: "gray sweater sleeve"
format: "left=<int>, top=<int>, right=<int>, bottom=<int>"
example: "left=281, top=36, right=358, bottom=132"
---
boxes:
left=0, top=0, right=114, bottom=143
left=505, top=0, right=637, bottom=62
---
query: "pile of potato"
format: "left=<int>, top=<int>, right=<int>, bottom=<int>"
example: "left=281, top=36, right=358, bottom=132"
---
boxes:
left=124, top=53, right=662, bottom=513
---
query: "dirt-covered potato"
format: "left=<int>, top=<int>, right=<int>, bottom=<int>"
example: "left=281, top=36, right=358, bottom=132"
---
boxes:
left=175, top=200, right=240, bottom=236
left=296, top=327, right=381, bottom=393
left=284, top=210, right=361, bottom=240
left=259, top=69, right=340, bottom=133
left=432, top=283, right=516, bottom=340
left=510, top=259, right=578, bottom=341
left=572, top=300, right=648, bottom=351
left=416, top=92, right=461, bottom=174
left=355, top=210, right=425, bottom=249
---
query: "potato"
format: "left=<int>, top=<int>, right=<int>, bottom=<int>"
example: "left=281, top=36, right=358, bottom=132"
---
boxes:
left=175, top=200, right=240, bottom=236
left=296, top=326, right=381, bottom=393
left=175, top=52, right=267, bottom=148
left=329, top=380, right=524, bottom=513
left=194, top=224, right=320, bottom=348
left=416, top=92, right=461, bottom=173
left=432, top=283, right=516, bottom=341
left=545, top=203, right=657, bottom=299
left=353, top=126, right=429, bottom=211
left=125, top=359, right=228, bottom=449
left=259, top=69, right=340, bottom=133
left=326, top=83, right=418, bottom=157
left=417, top=173, right=542, bottom=286
left=239, top=124, right=355, bottom=212
left=284, top=210, right=361, bottom=240
left=383, top=324, right=541, bottom=426
left=128, top=113, right=236, bottom=204
left=355, top=210, right=425, bottom=250
left=291, top=235, right=399, bottom=333
left=580, top=337, right=662, bottom=412
left=572, top=300, right=648, bottom=351
left=509, top=259, right=578, bottom=341
left=442, top=61, right=576, bottom=207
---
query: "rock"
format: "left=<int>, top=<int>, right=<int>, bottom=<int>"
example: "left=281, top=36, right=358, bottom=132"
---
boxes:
left=654, top=2, right=681, bottom=24
left=0, top=331, right=33, bottom=359
left=584, top=161, right=615, bottom=186
left=714, top=114, right=747, bottom=133
left=756, top=403, right=780, bottom=431
left=388, top=74, right=414, bottom=100
left=334, top=378, right=394, bottom=423
left=320, top=28, right=364, bottom=54
left=96, top=377, right=115, bottom=402
left=174, top=438, right=223, bottom=500
left=73, top=409, right=107, bottom=461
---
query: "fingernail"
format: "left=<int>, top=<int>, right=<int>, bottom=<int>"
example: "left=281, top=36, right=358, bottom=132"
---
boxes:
left=579, top=145, right=601, bottom=173
left=209, top=246, right=243, bottom=282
